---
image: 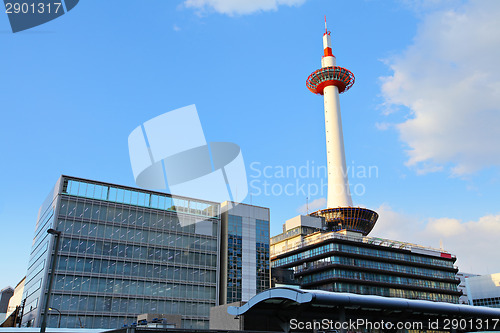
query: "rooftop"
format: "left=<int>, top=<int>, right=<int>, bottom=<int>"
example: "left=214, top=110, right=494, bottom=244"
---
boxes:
left=60, top=175, right=220, bottom=219
left=271, top=228, right=455, bottom=259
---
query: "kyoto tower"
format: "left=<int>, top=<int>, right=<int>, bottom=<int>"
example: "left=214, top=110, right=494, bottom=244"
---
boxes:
left=306, top=18, right=378, bottom=236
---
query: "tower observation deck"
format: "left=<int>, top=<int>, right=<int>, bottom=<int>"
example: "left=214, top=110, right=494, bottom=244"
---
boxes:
left=307, top=19, right=378, bottom=236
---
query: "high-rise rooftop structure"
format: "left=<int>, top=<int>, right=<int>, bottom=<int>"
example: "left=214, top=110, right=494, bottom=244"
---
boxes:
left=306, top=17, right=378, bottom=235
left=270, top=20, right=461, bottom=303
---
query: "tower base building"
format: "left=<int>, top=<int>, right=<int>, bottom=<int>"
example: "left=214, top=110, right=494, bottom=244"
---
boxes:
left=271, top=216, right=461, bottom=303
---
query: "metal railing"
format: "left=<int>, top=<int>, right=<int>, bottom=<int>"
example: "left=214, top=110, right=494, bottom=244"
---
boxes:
left=271, top=231, right=454, bottom=258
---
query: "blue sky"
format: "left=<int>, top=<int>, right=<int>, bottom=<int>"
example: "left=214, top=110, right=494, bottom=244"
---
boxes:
left=1, top=0, right=500, bottom=289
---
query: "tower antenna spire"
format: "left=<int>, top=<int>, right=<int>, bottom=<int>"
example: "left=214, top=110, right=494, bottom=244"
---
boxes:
left=324, top=15, right=328, bottom=34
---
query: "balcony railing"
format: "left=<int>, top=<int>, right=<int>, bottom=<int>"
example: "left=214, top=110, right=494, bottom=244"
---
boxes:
left=271, top=231, right=454, bottom=259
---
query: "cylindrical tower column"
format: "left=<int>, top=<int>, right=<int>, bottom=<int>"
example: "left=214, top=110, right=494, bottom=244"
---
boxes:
left=306, top=19, right=379, bottom=236
left=322, top=30, right=352, bottom=207
left=323, top=83, right=353, bottom=207
left=307, top=29, right=354, bottom=208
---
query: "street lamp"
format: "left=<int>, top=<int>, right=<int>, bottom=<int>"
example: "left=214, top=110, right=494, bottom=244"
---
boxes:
left=40, top=228, right=61, bottom=333
left=48, top=308, right=61, bottom=328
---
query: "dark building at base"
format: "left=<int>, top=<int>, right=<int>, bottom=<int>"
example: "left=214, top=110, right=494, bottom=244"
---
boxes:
left=270, top=215, right=461, bottom=303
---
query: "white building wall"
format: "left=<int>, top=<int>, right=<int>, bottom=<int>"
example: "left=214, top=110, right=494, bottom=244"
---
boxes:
left=456, top=272, right=479, bottom=304
left=284, top=215, right=323, bottom=231
left=466, top=273, right=500, bottom=306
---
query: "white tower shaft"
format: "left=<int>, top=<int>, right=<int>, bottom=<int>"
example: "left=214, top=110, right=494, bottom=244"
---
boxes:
left=306, top=21, right=378, bottom=236
left=322, top=33, right=353, bottom=208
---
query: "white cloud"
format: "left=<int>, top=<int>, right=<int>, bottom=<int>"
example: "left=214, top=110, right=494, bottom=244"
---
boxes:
left=371, top=204, right=500, bottom=274
left=375, top=122, right=392, bottom=131
left=381, top=0, right=500, bottom=176
left=183, top=0, right=307, bottom=16
left=297, top=197, right=326, bottom=214
left=370, top=203, right=425, bottom=242
left=173, top=24, right=181, bottom=31
left=399, top=0, right=463, bottom=13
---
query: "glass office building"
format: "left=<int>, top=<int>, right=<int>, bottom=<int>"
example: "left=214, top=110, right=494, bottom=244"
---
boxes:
left=220, top=202, right=270, bottom=304
left=22, top=175, right=220, bottom=329
left=271, top=216, right=461, bottom=303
